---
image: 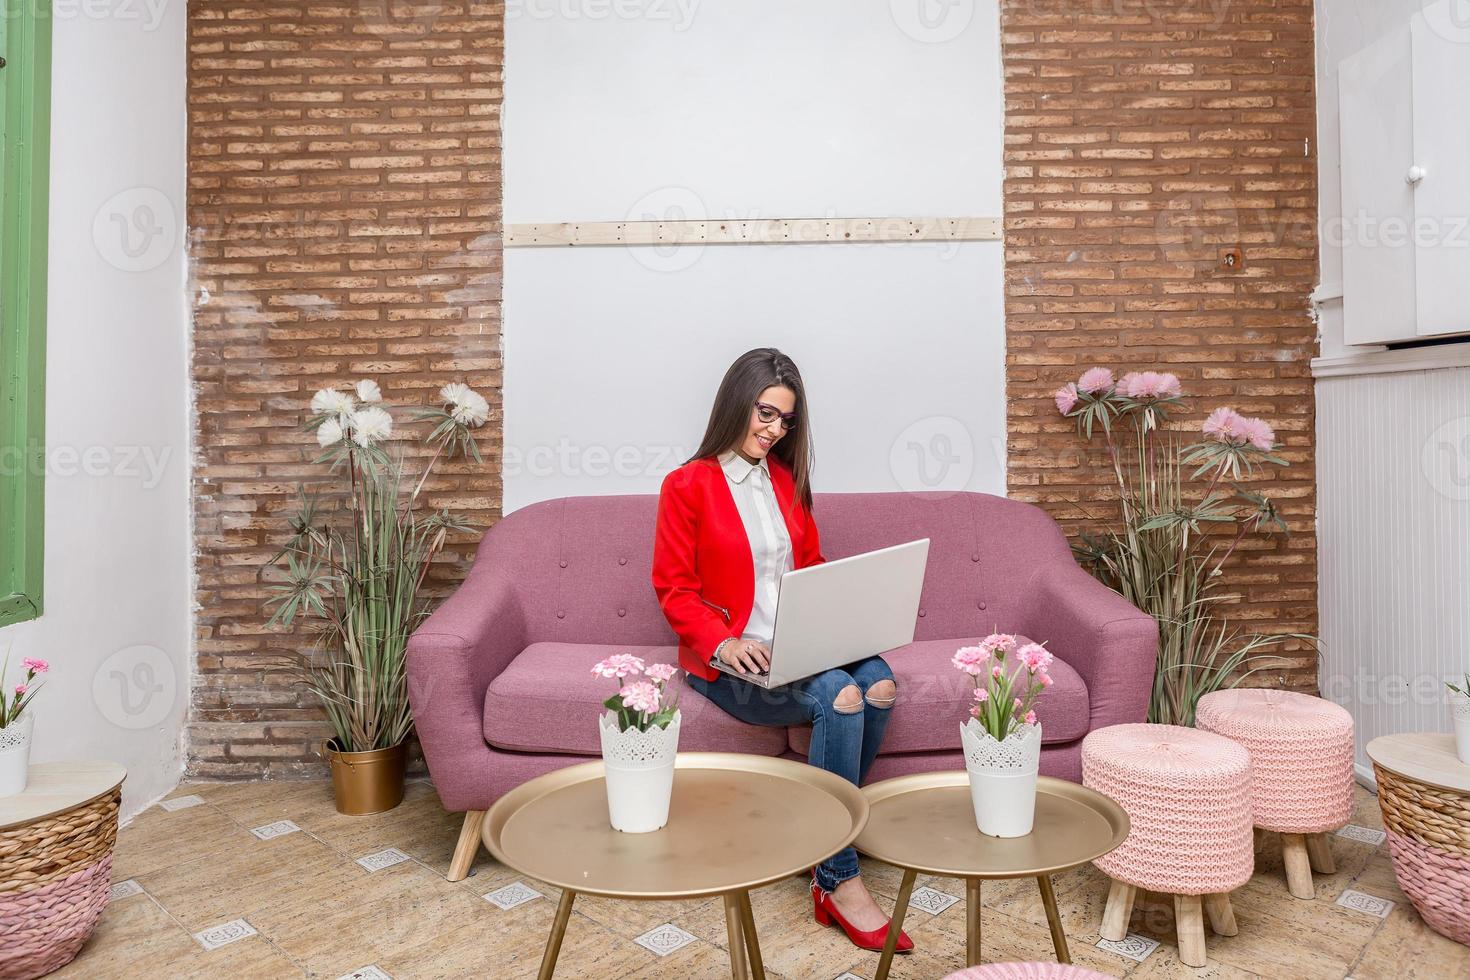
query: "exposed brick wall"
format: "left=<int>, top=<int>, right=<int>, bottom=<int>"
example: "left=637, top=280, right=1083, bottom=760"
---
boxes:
left=187, top=0, right=504, bottom=776
left=999, top=0, right=1320, bottom=687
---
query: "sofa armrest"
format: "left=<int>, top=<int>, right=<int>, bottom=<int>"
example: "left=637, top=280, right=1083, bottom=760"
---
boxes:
left=1023, top=560, right=1158, bottom=732
left=407, top=562, right=527, bottom=812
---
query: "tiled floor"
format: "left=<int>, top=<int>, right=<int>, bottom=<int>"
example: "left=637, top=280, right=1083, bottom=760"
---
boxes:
left=60, top=780, right=1468, bottom=979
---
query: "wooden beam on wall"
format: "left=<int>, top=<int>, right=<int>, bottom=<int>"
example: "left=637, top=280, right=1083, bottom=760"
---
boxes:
left=504, top=216, right=1002, bottom=247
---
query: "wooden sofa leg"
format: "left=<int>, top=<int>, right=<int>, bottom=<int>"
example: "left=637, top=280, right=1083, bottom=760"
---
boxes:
left=1306, top=833, right=1336, bottom=875
left=1281, top=833, right=1315, bottom=899
left=1100, top=878, right=1136, bottom=942
left=449, top=810, right=487, bottom=882
left=1173, top=894, right=1207, bottom=968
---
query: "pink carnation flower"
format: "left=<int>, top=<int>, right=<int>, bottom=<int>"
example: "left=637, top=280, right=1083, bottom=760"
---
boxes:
left=981, top=633, right=1017, bottom=657
left=992, top=664, right=1004, bottom=680
left=1054, top=382, right=1079, bottom=415
left=1016, top=642, right=1053, bottom=674
left=951, top=646, right=988, bottom=676
left=1024, top=710, right=1038, bottom=726
left=1239, top=416, right=1276, bottom=451
left=972, top=687, right=989, bottom=703
left=1040, top=672, right=1054, bottom=687
left=1077, top=367, right=1115, bottom=394
left=1202, top=407, right=1248, bottom=445
left=644, top=663, right=678, bottom=683
left=618, top=681, right=661, bottom=715
left=14, top=684, right=26, bottom=696
left=592, top=653, right=646, bottom=680
left=21, top=658, right=48, bottom=674
left=1014, top=697, right=1023, bottom=709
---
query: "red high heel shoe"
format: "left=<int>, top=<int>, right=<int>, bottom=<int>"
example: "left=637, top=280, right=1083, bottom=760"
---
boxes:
left=811, top=879, right=915, bottom=954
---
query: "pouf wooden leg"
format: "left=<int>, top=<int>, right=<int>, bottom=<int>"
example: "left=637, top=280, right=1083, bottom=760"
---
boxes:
left=1100, top=879, right=1136, bottom=943
left=1306, top=833, right=1336, bottom=874
left=1280, top=833, right=1315, bottom=899
left=1203, top=893, right=1238, bottom=936
left=1173, top=894, right=1207, bottom=968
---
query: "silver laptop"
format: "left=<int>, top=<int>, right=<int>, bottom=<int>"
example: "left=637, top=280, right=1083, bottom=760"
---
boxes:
left=712, top=538, right=930, bottom=688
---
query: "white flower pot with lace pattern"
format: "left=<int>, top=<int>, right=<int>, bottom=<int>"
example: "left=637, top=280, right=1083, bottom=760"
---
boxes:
left=1452, top=694, right=1470, bottom=766
left=961, top=717, right=1041, bottom=838
left=599, top=709, right=681, bottom=833
left=0, top=713, right=34, bottom=798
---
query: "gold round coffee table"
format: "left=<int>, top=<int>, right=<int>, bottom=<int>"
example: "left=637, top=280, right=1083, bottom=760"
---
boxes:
left=856, top=772, right=1129, bottom=979
left=482, top=752, right=868, bottom=980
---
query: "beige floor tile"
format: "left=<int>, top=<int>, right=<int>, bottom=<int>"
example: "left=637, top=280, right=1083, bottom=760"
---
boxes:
left=1350, top=902, right=1470, bottom=979
left=113, top=801, right=254, bottom=880
left=51, top=892, right=305, bottom=978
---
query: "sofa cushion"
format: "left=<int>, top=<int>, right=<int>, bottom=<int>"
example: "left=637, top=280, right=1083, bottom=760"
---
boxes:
left=483, top=642, right=789, bottom=756
left=787, top=636, right=1090, bottom=756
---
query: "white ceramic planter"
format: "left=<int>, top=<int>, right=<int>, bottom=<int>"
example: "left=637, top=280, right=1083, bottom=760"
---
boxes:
left=599, top=709, right=681, bottom=833
left=0, top=713, right=34, bottom=798
left=960, top=717, right=1041, bottom=838
left=1452, top=695, right=1470, bottom=766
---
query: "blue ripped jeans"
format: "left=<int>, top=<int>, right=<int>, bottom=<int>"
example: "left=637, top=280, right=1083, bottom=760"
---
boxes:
left=686, top=656, right=895, bottom=893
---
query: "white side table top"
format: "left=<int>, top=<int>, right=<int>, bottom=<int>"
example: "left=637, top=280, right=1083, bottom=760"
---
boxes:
left=0, top=761, right=127, bottom=831
left=1366, top=733, right=1470, bottom=794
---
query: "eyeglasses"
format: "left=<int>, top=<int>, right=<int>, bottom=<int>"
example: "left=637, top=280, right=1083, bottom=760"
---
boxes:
left=754, top=401, right=798, bottom=431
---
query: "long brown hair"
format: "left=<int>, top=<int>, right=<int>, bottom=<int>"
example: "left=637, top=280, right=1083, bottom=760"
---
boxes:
left=686, top=348, right=815, bottom=511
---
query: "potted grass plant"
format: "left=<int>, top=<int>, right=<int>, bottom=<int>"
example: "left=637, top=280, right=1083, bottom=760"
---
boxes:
left=1055, top=368, right=1314, bottom=726
left=266, top=379, right=489, bottom=815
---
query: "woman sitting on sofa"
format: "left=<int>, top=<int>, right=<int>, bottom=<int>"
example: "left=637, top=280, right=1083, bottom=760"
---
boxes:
left=650, top=346, right=912, bottom=956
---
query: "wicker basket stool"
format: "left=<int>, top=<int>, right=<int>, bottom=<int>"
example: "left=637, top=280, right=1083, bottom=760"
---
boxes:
left=1367, top=734, right=1470, bottom=946
left=942, top=965, right=1115, bottom=980
left=1082, top=724, right=1253, bottom=968
left=1195, top=689, right=1354, bottom=900
left=0, top=762, right=126, bottom=979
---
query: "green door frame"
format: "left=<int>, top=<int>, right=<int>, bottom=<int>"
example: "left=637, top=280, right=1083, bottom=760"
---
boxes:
left=0, top=2, right=52, bottom=628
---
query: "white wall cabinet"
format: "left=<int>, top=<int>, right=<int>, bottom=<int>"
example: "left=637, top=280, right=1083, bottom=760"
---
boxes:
left=1339, top=4, right=1470, bottom=346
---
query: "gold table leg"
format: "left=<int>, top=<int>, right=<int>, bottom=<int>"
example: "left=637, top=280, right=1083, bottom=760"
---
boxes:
left=1036, top=874, right=1071, bottom=964
left=538, top=888, right=577, bottom=980
left=966, top=877, right=982, bottom=966
left=736, top=889, right=766, bottom=980
left=875, top=867, right=917, bottom=980
left=724, top=892, right=749, bottom=980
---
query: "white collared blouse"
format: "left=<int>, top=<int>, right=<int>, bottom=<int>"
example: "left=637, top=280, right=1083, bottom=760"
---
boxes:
left=716, top=449, right=793, bottom=652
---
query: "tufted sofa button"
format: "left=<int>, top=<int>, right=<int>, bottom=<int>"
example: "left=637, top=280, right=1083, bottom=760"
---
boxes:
left=917, top=608, right=926, bottom=618
left=559, top=559, right=568, bottom=568
left=618, top=557, right=627, bottom=566
left=617, top=608, right=626, bottom=617
left=556, top=610, right=565, bottom=619
left=978, top=600, right=987, bottom=610
left=971, top=552, right=980, bottom=562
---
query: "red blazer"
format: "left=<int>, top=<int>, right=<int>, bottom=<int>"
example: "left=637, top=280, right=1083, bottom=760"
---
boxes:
left=652, top=454, right=826, bottom=681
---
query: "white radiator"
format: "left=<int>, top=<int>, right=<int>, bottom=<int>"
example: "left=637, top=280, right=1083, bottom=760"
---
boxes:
left=1317, top=364, right=1470, bottom=782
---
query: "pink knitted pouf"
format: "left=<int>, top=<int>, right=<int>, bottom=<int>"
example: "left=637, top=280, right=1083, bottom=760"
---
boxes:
left=1082, top=723, right=1253, bottom=968
left=1195, top=689, right=1354, bottom=834
left=942, top=964, right=1115, bottom=980
left=1082, top=724, right=1253, bottom=894
left=1196, top=689, right=1354, bottom=900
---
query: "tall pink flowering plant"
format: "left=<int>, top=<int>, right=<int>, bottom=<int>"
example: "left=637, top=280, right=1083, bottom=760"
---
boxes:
left=1054, top=367, right=1313, bottom=726
left=1, top=652, right=48, bottom=728
left=952, top=634, right=1053, bottom=741
left=592, top=655, right=681, bottom=733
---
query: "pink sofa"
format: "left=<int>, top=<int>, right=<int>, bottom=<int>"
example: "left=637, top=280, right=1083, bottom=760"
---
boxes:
left=407, top=490, right=1157, bottom=879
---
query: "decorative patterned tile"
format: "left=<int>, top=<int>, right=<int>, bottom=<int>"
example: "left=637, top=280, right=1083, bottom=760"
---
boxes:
left=249, top=819, right=301, bottom=841
left=833, top=973, right=867, bottom=980
left=1336, top=824, right=1388, bottom=846
left=1336, top=889, right=1395, bottom=918
left=193, top=918, right=258, bottom=950
left=336, top=967, right=392, bottom=980
left=632, top=922, right=698, bottom=957
left=482, top=880, right=544, bottom=911
left=355, top=848, right=412, bottom=872
left=159, top=794, right=206, bottom=812
left=907, top=885, right=960, bottom=915
left=109, top=879, right=144, bottom=900
left=1097, top=933, right=1160, bottom=962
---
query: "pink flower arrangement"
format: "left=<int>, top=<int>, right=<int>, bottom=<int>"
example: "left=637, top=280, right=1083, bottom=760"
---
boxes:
left=954, top=633, right=1051, bottom=741
left=1053, top=382, right=1079, bottom=415
left=592, top=655, right=680, bottom=732
left=1, top=651, right=48, bottom=728
left=1077, top=367, right=1115, bottom=394
left=1119, top=371, right=1181, bottom=401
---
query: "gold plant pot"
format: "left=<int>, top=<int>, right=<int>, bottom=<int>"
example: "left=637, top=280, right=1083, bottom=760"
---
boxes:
left=322, top=738, right=407, bottom=815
